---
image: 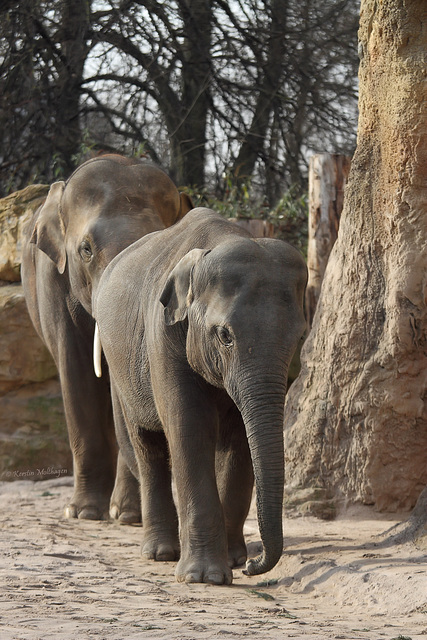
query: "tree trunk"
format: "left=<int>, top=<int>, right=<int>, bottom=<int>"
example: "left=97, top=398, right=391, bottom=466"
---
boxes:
left=230, top=218, right=275, bottom=239
left=305, top=154, right=351, bottom=329
left=231, top=0, right=287, bottom=185
left=54, top=0, right=91, bottom=175
left=171, top=0, right=212, bottom=188
left=283, top=0, right=427, bottom=512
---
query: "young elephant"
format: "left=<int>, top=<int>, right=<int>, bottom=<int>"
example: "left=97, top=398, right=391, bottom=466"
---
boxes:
left=21, top=155, right=192, bottom=522
left=93, top=208, right=307, bottom=584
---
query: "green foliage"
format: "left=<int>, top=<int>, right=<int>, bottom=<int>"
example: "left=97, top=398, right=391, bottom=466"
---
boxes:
left=51, top=152, right=67, bottom=181
left=183, top=175, right=259, bottom=219
left=183, top=180, right=308, bottom=256
left=49, top=130, right=96, bottom=181
left=131, top=142, right=148, bottom=159
left=70, top=129, right=96, bottom=168
left=268, top=188, right=308, bottom=256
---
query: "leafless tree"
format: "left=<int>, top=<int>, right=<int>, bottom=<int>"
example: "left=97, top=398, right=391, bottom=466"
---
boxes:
left=0, top=0, right=90, bottom=191
left=0, top=0, right=359, bottom=200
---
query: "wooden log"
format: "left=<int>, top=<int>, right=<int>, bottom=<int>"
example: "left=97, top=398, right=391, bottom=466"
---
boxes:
left=305, top=153, right=351, bottom=329
left=230, top=217, right=275, bottom=238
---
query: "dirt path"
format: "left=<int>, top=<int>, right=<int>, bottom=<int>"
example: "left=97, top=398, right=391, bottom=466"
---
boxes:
left=1, top=477, right=426, bottom=640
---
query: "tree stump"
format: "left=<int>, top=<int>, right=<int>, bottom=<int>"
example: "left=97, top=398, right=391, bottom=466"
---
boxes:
left=305, top=154, right=351, bottom=329
left=231, top=218, right=275, bottom=238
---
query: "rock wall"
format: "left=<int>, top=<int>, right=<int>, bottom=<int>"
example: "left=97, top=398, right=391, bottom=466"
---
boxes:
left=0, top=185, right=71, bottom=481
left=283, top=0, right=427, bottom=512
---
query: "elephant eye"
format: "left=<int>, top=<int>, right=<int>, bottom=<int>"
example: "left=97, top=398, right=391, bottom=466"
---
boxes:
left=78, top=239, right=93, bottom=262
left=216, top=326, right=234, bottom=348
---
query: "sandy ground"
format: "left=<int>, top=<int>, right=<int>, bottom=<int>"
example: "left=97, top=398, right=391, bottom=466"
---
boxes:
left=1, top=477, right=426, bottom=640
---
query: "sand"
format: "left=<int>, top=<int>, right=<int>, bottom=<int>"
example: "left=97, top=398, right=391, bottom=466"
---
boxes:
left=1, top=476, right=426, bottom=640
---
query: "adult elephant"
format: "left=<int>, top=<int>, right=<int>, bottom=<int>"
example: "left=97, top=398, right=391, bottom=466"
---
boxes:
left=93, top=208, right=307, bottom=584
left=21, top=154, right=192, bottom=522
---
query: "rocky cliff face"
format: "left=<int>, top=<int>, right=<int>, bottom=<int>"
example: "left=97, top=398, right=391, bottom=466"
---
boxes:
left=283, top=0, right=427, bottom=512
left=0, top=185, right=71, bottom=481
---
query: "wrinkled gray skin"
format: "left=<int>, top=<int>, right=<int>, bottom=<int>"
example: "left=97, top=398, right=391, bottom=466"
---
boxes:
left=94, top=208, right=307, bottom=584
left=21, top=155, right=192, bottom=522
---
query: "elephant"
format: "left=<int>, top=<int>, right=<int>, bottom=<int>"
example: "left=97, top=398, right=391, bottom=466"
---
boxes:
left=93, top=207, right=307, bottom=584
left=21, top=154, right=193, bottom=522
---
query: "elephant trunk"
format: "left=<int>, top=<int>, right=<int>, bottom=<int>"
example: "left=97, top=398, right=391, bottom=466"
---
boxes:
left=231, top=368, right=288, bottom=576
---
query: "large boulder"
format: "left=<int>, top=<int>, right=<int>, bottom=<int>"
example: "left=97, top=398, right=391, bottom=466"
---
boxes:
left=0, top=285, right=57, bottom=395
left=0, top=187, right=71, bottom=481
left=0, top=184, right=49, bottom=282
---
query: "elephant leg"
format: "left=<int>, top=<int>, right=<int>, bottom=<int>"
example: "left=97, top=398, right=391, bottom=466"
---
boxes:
left=22, top=254, right=116, bottom=520
left=110, top=451, right=141, bottom=524
left=136, top=429, right=180, bottom=561
left=109, top=385, right=141, bottom=524
left=216, top=405, right=254, bottom=568
left=160, top=387, right=232, bottom=585
left=59, top=337, right=117, bottom=520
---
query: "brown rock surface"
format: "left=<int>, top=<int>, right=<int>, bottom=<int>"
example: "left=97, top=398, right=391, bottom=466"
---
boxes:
left=283, top=0, right=427, bottom=512
left=0, top=188, right=70, bottom=481
left=0, top=284, right=57, bottom=394
left=0, top=184, right=49, bottom=282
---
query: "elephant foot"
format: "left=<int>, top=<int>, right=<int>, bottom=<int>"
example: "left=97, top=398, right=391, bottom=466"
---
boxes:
left=175, top=556, right=233, bottom=585
left=65, top=474, right=114, bottom=520
left=141, top=531, right=180, bottom=562
left=110, top=458, right=141, bottom=524
left=110, top=504, right=141, bottom=524
left=64, top=500, right=109, bottom=520
left=227, top=540, right=247, bottom=568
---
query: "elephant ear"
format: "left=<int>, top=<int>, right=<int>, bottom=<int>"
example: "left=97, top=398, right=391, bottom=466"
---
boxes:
left=160, top=248, right=210, bottom=325
left=30, top=181, right=67, bottom=274
left=176, top=192, right=194, bottom=221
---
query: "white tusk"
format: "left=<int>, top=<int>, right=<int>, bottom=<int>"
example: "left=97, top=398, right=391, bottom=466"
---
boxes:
left=93, top=322, right=102, bottom=378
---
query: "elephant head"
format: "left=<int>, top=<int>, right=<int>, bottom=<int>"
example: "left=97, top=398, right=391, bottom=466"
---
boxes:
left=160, top=236, right=307, bottom=575
left=31, top=155, right=192, bottom=314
